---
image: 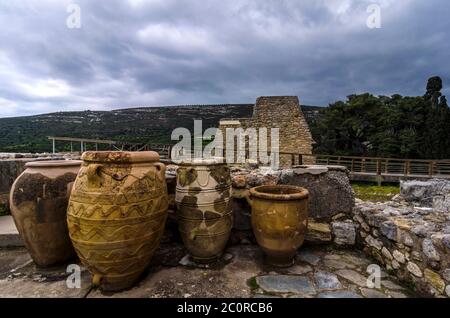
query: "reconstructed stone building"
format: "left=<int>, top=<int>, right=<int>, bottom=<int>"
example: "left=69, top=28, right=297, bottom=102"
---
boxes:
left=219, top=96, right=314, bottom=167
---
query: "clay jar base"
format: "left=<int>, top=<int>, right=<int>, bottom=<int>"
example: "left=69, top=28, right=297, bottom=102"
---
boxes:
left=263, top=249, right=297, bottom=268
left=93, top=272, right=142, bottom=292
left=192, top=254, right=222, bottom=265
left=264, top=253, right=296, bottom=268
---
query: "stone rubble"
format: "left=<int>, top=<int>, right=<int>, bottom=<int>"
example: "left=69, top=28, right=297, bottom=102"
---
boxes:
left=353, top=196, right=450, bottom=297
left=400, top=179, right=450, bottom=212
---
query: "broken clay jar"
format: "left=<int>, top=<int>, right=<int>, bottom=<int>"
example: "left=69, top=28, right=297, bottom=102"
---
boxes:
left=67, top=151, right=168, bottom=291
left=9, top=160, right=82, bottom=267
left=247, top=185, right=309, bottom=267
left=175, top=158, right=232, bottom=264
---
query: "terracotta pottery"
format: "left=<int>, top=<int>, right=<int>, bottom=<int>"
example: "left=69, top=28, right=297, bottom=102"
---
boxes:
left=175, top=158, right=232, bottom=263
left=247, top=185, right=309, bottom=267
left=9, top=160, right=81, bottom=267
left=67, top=151, right=168, bottom=291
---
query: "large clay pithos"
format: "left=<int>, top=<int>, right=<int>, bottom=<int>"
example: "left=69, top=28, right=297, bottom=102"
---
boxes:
left=175, top=158, right=232, bottom=263
left=67, top=151, right=168, bottom=291
left=9, top=160, right=81, bottom=267
left=247, top=185, right=309, bottom=267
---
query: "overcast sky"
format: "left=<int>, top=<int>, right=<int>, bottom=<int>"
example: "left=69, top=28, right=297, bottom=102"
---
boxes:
left=0, top=0, right=449, bottom=117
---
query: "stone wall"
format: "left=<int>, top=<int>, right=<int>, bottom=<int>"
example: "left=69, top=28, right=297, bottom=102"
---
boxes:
left=353, top=198, right=450, bottom=297
left=219, top=96, right=314, bottom=167
left=0, top=159, right=31, bottom=215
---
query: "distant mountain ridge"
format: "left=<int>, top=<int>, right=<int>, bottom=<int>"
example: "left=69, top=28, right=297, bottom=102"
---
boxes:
left=0, top=104, right=322, bottom=153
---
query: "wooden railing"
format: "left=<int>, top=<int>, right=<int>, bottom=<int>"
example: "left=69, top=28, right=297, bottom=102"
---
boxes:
left=299, top=154, right=450, bottom=180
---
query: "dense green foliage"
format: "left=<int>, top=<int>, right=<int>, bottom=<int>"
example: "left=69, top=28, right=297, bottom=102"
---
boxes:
left=312, top=77, right=450, bottom=159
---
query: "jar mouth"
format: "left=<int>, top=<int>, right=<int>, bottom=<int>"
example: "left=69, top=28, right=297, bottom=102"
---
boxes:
left=82, top=151, right=160, bottom=164
left=25, top=160, right=82, bottom=168
left=249, top=185, right=309, bottom=201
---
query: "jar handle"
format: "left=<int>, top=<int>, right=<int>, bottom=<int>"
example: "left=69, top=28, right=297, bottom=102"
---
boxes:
left=245, top=193, right=253, bottom=207
left=92, top=274, right=103, bottom=287
left=87, top=164, right=103, bottom=187
left=154, top=162, right=166, bottom=180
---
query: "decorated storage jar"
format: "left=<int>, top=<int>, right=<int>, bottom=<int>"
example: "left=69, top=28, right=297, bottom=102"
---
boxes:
left=67, top=151, right=168, bottom=291
left=175, top=158, right=232, bottom=264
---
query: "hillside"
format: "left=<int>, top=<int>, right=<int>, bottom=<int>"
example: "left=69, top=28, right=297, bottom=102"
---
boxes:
left=0, top=104, right=322, bottom=153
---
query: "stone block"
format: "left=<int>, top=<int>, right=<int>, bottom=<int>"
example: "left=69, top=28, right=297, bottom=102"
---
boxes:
left=380, top=220, right=398, bottom=241
left=422, top=238, right=441, bottom=262
left=400, top=179, right=450, bottom=207
left=365, top=235, right=383, bottom=250
left=306, top=220, right=332, bottom=243
left=424, top=269, right=445, bottom=293
left=332, top=221, right=356, bottom=246
left=407, top=262, right=423, bottom=277
left=433, top=195, right=450, bottom=213
left=279, top=165, right=355, bottom=221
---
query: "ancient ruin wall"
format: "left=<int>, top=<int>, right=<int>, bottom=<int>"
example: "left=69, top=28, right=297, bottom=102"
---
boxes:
left=252, top=96, right=313, bottom=166
left=219, top=96, right=314, bottom=167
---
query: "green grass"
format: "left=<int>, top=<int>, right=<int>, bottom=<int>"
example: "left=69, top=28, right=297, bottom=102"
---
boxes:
left=352, top=182, right=399, bottom=202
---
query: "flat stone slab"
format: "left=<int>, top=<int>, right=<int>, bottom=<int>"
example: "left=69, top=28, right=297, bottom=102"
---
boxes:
left=381, top=280, right=405, bottom=291
left=318, top=290, right=362, bottom=298
left=314, top=271, right=342, bottom=290
left=287, top=264, right=313, bottom=275
left=335, top=269, right=369, bottom=287
left=360, top=288, right=387, bottom=298
left=256, top=275, right=316, bottom=295
left=0, top=215, right=23, bottom=247
left=292, top=165, right=329, bottom=175
left=297, top=251, right=321, bottom=266
left=0, top=275, right=92, bottom=298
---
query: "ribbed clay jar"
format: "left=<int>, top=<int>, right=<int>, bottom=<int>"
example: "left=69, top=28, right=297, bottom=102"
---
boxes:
left=9, top=160, right=81, bottom=266
left=67, top=151, right=168, bottom=291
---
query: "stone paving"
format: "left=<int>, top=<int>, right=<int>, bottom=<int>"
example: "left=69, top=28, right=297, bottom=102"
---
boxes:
left=0, top=243, right=417, bottom=298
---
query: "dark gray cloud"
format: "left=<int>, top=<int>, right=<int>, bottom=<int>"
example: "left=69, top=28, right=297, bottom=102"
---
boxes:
left=0, top=0, right=449, bottom=117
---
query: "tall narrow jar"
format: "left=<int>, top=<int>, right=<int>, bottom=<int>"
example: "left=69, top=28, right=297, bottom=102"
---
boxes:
left=175, top=158, right=232, bottom=263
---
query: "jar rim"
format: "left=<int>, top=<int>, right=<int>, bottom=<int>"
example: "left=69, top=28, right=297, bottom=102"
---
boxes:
left=82, top=151, right=160, bottom=163
left=249, top=185, right=309, bottom=201
left=25, top=160, right=82, bottom=168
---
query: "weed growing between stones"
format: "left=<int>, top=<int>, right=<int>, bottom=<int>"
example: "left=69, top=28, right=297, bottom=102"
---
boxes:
left=247, top=276, right=260, bottom=291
